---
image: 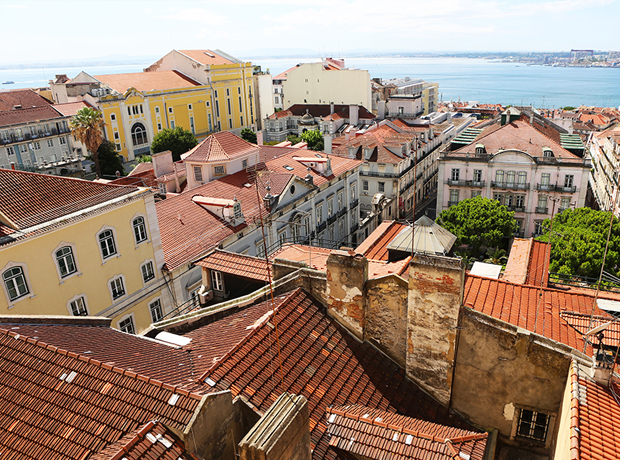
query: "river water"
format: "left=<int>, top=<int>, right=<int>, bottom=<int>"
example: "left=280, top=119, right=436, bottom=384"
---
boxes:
left=1, top=57, right=618, bottom=109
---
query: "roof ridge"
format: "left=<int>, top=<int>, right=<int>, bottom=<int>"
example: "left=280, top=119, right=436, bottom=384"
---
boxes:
left=0, top=167, right=137, bottom=190
left=109, top=420, right=156, bottom=460
left=1, top=327, right=204, bottom=401
left=569, top=362, right=581, bottom=460
left=196, top=288, right=303, bottom=383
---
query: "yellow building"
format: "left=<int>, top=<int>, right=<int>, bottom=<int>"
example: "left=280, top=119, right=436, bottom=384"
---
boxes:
left=0, top=168, right=167, bottom=333
left=422, top=82, right=439, bottom=115
left=50, top=49, right=256, bottom=162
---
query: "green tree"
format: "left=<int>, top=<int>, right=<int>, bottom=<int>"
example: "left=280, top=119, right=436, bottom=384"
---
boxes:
left=150, top=127, right=197, bottom=162
left=562, top=106, right=576, bottom=111
left=137, top=155, right=152, bottom=163
left=287, top=134, right=302, bottom=144
left=436, top=196, right=518, bottom=255
left=70, top=107, right=105, bottom=178
left=301, top=129, right=324, bottom=151
left=94, top=140, right=125, bottom=177
left=240, top=128, right=257, bottom=144
left=538, top=208, right=620, bottom=279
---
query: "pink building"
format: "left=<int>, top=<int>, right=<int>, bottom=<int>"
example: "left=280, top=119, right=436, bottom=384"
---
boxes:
left=437, top=117, right=590, bottom=238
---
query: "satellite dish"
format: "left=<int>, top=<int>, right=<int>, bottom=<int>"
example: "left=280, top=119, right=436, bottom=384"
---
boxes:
left=584, top=321, right=614, bottom=337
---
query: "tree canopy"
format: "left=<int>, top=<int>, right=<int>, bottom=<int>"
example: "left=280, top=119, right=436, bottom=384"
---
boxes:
left=240, top=128, right=257, bottom=144
left=92, top=140, right=125, bottom=178
left=150, top=127, right=198, bottom=162
left=301, top=129, right=324, bottom=151
left=538, top=207, right=620, bottom=279
left=70, top=107, right=104, bottom=177
left=436, top=196, right=518, bottom=255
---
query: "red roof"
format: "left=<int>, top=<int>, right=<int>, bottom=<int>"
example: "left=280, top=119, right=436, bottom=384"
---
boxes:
left=503, top=238, right=550, bottom=287
left=463, top=275, right=613, bottom=354
left=196, top=249, right=270, bottom=282
left=332, top=124, right=417, bottom=165
left=184, top=131, right=258, bottom=163
left=0, top=105, right=63, bottom=127
left=52, top=101, right=93, bottom=117
left=355, top=221, right=410, bottom=261
left=0, top=325, right=204, bottom=459
left=0, top=89, right=52, bottom=111
left=95, top=70, right=201, bottom=93
left=201, top=288, right=478, bottom=460
left=0, top=169, right=139, bottom=238
left=326, top=405, right=487, bottom=460
left=282, top=104, right=375, bottom=120
left=570, top=364, right=620, bottom=460
left=177, top=49, right=236, bottom=66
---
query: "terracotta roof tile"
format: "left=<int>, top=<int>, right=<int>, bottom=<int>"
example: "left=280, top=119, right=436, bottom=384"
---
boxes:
left=0, top=105, right=63, bottom=127
left=0, top=168, right=139, bottom=237
left=196, top=249, right=270, bottom=283
left=355, top=221, right=410, bottom=261
left=332, top=125, right=417, bottom=165
left=273, top=244, right=332, bottom=271
left=95, top=70, right=201, bottom=93
left=0, top=89, right=52, bottom=111
left=503, top=238, right=550, bottom=287
left=184, top=131, right=258, bottom=163
left=0, top=326, right=204, bottom=459
left=201, top=288, right=478, bottom=460
left=326, top=405, right=487, bottom=460
left=178, top=49, right=236, bottom=66
left=52, top=101, right=93, bottom=117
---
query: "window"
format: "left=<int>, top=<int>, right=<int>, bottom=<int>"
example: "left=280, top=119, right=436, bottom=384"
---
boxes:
left=473, top=169, right=482, bottom=182
left=116, top=143, right=121, bottom=151
left=451, top=168, right=460, bottom=181
left=538, top=195, right=548, bottom=211
left=114, top=131, right=120, bottom=140
left=168, top=106, right=173, bottom=114
left=33, top=142, right=41, bottom=150
left=228, top=119, right=233, bottom=130
left=493, top=193, right=504, bottom=204
left=337, top=190, right=344, bottom=210
left=141, top=261, right=155, bottom=283
left=154, top=107, right=160, bottom=114
left=505, top=194, right=514, bottom=207
left=327, top=198, right=334, bottom=217
left=158, top=183, right=167, bottom=195
left=98, top=229, right=117, bottom=259
left=170, top=120, right=175, bottom=129
left=59, top=137, right=66, bottom=145
left=188, top=103, right=193, bottom=111
left=47, top=138, right=54, bottom=147
left=541, top=173, right=550, bottom=186
left=69, top=296, right=88, bottom=316
left=193, top=166, right=203, bottom=182
left=449, top=189, right=459, bottom=204
left=211, top=270, right=223, bottom=291
left=350, top=183, right=356, bottom=201
left=190, top=116, right=195, bottom=135
left=564, top=175, right=574, bottom=188
left=275, top=96, right=279, bottom=104
left=495, top=170, right=504, bottom=183
left=471, top=190, right=482, bottom=198
left=242, top=159, right=248, bottom=169
left=110, top=276, right=125, bottom=300
left=516, top=409, right=550, bottom=443
left=518, top=172, right=527, bottom=184
left=213, top=165, right=225, bottom=176
left=3, top=266, right=29, bottom=301
left=131, top=122, right=147, bottom=146
left=132, top=216, right=148, bottom=244
left=516, top=195, right=525, bottom=208
left=378, top=182, right=385, bottom=193
left=157, top=123, right=162, bottom=131
left=506, top=171, right=516, bottom=184
left=56, top=246, right=77, bottom=278
left=278, top=230, right=287, bottom=246
left=227, top=99, right=232, bottom=116
left=362, top=180, right=369, bottom=191
left=6, top=146, right=15, bottom=155
left=118, top=315, right=135, bottom=334
left=534, top=221, right=543, bottom=236
left=149, top=299, right=163, bottom=322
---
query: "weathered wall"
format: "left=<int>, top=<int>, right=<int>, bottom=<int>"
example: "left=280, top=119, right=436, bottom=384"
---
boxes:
left=550, top=365, right=574, bottom=460
left=452, top=309, right=573, bottom=451
left=366, top=274, right=408, bottom=368
left=407, top=254, right=463, bottom=406
left=325, top=251, right=368, bottom=340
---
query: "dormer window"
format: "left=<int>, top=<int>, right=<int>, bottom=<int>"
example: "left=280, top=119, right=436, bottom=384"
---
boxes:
left=233, top=202, right=242, bottom=219
left=475, top=143, right=485, bottom=154
left=543, top=147, right=553, bottom=157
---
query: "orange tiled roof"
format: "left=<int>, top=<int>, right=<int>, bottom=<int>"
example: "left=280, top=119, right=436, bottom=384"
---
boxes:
left=95, top=70, right=201, bottom=93
left=355, top=221, right=410, bottom=261
left=273, top=65, right=299, bottom=81
left=332, top=124, right=417, bottom=165
left=273, top=244, right=332, bottom=271
left=0, top=105, right=63, bottom=127
left=184, top=131, right=258, bottom=163
left=52, top=101, right=93, bottom=117
left=0, top=88, right=52, bottom=111
left=280, top=104, right=375, bottom=120
left=463, top=275, right=613, bottom=353
left=326, top=405, right=487, bottom=460
left=503, top=238, right=550, bottom=287
left=0, top=169, right=139, bottom=238
left=177, top=49, right=235, bottom=66
left=0, top=325, right=204, bottom=459
left=196, top=249, right=270, bottom=282
left=90, top=421, right=199, bottom=460
left=200, top=288, right=478, bottom=460
left=570, top=364, right=620, bottom=460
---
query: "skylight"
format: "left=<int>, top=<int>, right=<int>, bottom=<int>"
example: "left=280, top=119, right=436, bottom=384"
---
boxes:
left=283, top=165, right=294, bottom=171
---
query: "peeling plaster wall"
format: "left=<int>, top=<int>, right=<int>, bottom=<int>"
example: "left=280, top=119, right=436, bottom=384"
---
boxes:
left=366, top=275, right=408, bottom=368
left=325, top=251, right=368, bottom=340
left=406, top=254, right=463, bottom=406
left=451, top=309, right=572, bottom=451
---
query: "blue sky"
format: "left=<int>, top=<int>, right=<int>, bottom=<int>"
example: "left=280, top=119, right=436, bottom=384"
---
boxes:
left=1, top=0, right=618, bottom=63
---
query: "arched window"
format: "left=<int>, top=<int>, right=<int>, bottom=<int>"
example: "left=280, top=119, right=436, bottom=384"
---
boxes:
left=55, top=246, right=77, bottom=278
left=3, top=267, right=29, bottom=301
left=131, top=122, right=148, bottom=146
left=132, top=217, right=147, bottom=244
left=99, top=229, right=117, bottom=259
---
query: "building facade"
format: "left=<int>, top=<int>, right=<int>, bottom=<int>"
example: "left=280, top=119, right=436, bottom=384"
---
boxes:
left=588, top=127, right=620, bottom=215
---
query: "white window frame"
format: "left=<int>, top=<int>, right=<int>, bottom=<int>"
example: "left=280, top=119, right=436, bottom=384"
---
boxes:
left=211, top=270, right=224, bottom=291
left=158, top=183, right=167, bottom=195
left=149, top=298, right=164, bottom=323
left=52, top=241, right=80, bottom=282
left=117, top=313, right=136, bottom=334
left=1, top=262, right=32, bottom=306
left=131, top=214, right=148, bottom=245
left=108, top=274, right=127, bottom=302
left=66, top=294, right=89, bottom=316
left=140, top=259, right=156, bottom=285
left=96, top=225, right=119, bottom=262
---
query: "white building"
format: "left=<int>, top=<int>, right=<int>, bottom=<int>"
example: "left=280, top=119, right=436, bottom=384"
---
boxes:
left=588, top=127, right=620, bottom=215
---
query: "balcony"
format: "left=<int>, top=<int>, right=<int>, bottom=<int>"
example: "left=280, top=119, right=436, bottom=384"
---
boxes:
left=350, top=199, right=359, bottom=209
left=506, top=206, right=526, bottom=213
left=536, top=183, right=554, bottom=191
left=535, top=207, right=549, bottom=214
left=513, top=231, right=525, bottom=238
left=447, top=200, right=460, bottom=207
left=556, top=185, right=577, bottom=193
left=446, top=179, right=486, bottom=188
left=491, top=181, right=530, bottom=190
left=317, top=222, right=327, bottom=233
left=327, top=215, right=337, bottom=225
left=350, top=223, right=359, bottom=233
left=360, top=170, right=398, bottom=179
left=337, top=207, right=347, bottom=218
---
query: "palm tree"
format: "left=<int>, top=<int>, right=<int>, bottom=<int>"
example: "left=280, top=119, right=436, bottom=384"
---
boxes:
left=70, top=107, right=105, bottom=178
left=484, top=248, right=508, bottom=265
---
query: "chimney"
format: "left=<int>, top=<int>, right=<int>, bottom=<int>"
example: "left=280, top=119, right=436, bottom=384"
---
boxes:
left=349, top=104, right=359, bottom=126
left=325, top=250, right=368, bottom=340
left=593, top=349, right=614, bottom=386
left=406, top=254, right=464, bottom=406
left=305, top=167, right=313, bottom=186
left=257, top=130, right=264, bottom=146
left=348, top=146, right=355, bottom=159
left=330, top=102, right=334, bottom=114
left=324, top=134, right=332, bottom=154
left=174, top=164, right=181, bottom=193
left=152, top=150, right=174, bottom=178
